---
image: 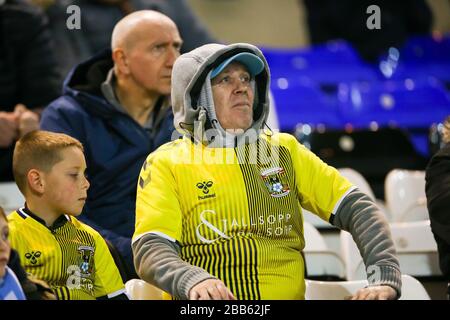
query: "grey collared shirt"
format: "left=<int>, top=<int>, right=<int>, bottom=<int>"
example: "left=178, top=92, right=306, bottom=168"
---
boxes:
left=100, top=68, right=153, bottom=133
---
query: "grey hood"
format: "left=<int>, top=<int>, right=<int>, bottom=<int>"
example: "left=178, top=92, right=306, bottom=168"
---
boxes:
left=171, top=43, right=271, bottom=147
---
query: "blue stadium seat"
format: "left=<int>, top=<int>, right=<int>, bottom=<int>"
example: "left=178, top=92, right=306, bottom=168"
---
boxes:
left=337, top=79, right=450, bottom=129
left=379, top=61, right=450, bottom=82
left=400, top=35, right=450, bottom=63
left=377, top=35, right=450, bottom=82
left=261, top=40, right=378, bottom=84
left=262, top=40, right=361, bottom=68
left=270, top=77, right=342, bottom=131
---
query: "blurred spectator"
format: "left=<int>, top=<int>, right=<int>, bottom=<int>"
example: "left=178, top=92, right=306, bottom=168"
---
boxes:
left=40, top=10, right=180, bottom=281
left=302, top=0, right=433, bottom=61
left=0, top=206, right=26, bottom=300
left=2, top=205, right=55, bottom=300
left=425, top=115, right=450, bottom=299
left=37, top=0, right=216, bottom=79
left=0, top=0, right=62, bottom=181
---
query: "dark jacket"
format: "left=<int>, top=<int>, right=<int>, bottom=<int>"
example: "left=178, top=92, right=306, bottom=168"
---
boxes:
left=40, top=50, right=174, bottom=276
left=425, top=143, right=450, bottom=281
left=0, top=0, right=62, bottom=181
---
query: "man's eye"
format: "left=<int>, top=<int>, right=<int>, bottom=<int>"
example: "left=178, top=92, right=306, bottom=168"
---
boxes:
left=174, top=44, right=181, bottom=52
left=153, top=45, right=166, bottom=53
left=241, top=75, right=251, bottom=83
left=1, top=230, right=8, bottom=241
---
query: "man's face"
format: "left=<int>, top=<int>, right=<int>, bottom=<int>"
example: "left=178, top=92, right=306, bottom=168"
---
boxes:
left=0, top=215, right=10, bottom=279
left=211, top=62, right=255, bottom=131
left=126, top=21, right=182, bottom=96
left=42, top=147, right=90, bottom=217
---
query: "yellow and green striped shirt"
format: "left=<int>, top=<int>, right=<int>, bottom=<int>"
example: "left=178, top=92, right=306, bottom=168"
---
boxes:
left=134, top=133, right=354, bottom=299
left=8, top=208, right=125, bottom=300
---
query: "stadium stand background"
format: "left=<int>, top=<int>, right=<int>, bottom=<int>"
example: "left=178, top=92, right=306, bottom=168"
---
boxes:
left=187, top=0, right=450, bottom=47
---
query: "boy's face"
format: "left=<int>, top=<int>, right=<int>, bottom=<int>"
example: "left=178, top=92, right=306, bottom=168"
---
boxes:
left=0, top=215, right=10, bottom=279
left=42, top=147, right=90, bottom=216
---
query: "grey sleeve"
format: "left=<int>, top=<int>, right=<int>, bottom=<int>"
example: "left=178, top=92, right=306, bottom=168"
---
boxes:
left=132, top=233, right=215, bottom=300
left=331, top=188, right=402, bottom=297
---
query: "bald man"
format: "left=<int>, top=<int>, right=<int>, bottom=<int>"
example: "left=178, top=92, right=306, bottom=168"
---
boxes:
left=40, top=10, right=182, bottom=281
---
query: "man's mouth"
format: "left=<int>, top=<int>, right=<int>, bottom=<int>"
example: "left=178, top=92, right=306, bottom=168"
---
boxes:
left=233, top=102, right=250, bottom=108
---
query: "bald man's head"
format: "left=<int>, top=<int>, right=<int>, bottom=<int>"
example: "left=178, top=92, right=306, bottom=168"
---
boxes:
left=111, top=10, right=178, bottom=52
left=111, top=10, right=182, bottom=97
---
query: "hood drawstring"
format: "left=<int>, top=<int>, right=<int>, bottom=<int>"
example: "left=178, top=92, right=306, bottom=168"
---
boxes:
left=195, top=108, right=207, bottom=142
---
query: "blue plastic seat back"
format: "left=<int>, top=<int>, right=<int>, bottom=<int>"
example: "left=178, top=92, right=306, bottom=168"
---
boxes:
left=271, top=77, right=342, bottom=131
left=377, top=35, right=450, bottom=81
left=400, top=35, right=450, bottom=63
left=338, top=79, right=450, bottom=128
left=262, top=40, right=378, bottom=84
left=262, top=40, right=361, bottom=68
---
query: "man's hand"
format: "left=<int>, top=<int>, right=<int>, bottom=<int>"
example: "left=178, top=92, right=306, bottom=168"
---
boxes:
left=0, top=111, right=19, bottom=147
left=189, top=279, right=236, bottom=300
left=15, top=104, right=40, bottom=138
left=347, top=285, right=397, bottom=300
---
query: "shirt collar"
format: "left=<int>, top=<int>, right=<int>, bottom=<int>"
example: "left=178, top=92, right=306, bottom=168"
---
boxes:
left=23, top=204, right=69, bottom=231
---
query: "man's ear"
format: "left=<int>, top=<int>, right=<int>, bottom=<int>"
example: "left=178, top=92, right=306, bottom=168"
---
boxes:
left=112, top=48, right=130, bottom=75
left=27, top=169, right=45, bottom=194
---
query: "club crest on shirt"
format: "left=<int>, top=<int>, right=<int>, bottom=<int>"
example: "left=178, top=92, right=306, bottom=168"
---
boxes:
left=261, top=167, right=290, bottom=198
left=78, top=246, right=94, bottom=276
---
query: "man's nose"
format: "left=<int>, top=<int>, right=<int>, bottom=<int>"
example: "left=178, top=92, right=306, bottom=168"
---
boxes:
left=234, top=79, right=249, bottom=94
left=166, top=46, right=180, bottom=67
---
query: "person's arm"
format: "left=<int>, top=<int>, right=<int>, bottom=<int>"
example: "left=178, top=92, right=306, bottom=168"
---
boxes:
left=289, top=136, right=401, bottom=299
left=0, top=111, right=18, bottom=148
left=425, top=146, right=450, bottom=282
left=133, top=234, right=234, bottom=300
left=133, top=233, right=216, bottom=299
left=331, top=189, right=402, bottom=299
left=91, top=229, right=128, bottom=300
left=425, top=146, right=450, bottom=245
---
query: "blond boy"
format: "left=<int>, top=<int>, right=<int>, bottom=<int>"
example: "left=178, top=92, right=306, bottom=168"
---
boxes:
left=8, top=130, right=127, bottom=300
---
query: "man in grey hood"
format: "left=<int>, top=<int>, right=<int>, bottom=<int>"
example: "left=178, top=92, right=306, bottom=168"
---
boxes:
left=132, top=43, right=401, bottom=300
